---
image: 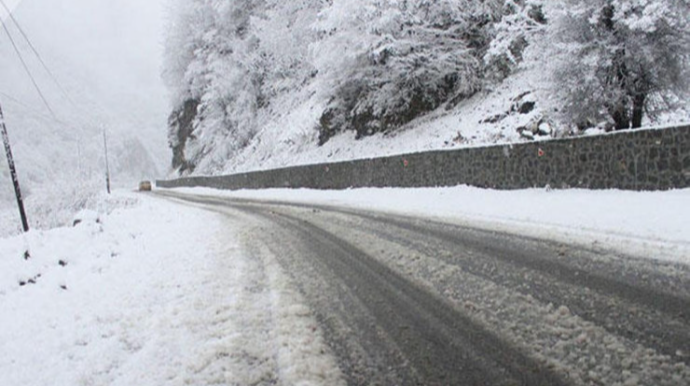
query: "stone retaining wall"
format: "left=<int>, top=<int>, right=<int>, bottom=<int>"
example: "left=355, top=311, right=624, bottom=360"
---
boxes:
left=157, top=125, right=690, bottom=191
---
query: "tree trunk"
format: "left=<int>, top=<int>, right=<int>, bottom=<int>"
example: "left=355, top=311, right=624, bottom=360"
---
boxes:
left=631, top=93, right=646, bottom=129
left=610, top=102, right=630, bottom=130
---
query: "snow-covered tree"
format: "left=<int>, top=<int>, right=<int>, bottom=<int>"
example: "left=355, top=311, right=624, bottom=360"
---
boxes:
left=550, top=0, right=690, bottom=130
left=314, top=0, right=491, bottom=143
left=249, top=0, right=323, bottom=99
left=164, top=0, right=267, bottom=173
left=483, top=0, right=548, bottom=82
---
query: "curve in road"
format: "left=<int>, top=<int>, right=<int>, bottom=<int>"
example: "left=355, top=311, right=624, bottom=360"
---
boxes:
left=156, top=191, right=690, bottom=386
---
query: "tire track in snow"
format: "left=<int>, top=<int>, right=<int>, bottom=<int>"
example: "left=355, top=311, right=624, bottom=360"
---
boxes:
left=156, top=191, right=690, bottom=386
left=288, top=207, right=690, bottom=385
left=316, top=209, right=690, bottom=367
left=229, top=204, right=571, bottom=386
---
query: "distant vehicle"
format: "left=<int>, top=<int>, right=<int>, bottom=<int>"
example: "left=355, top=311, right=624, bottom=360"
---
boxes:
left=139, top=181, right=152, bottom=191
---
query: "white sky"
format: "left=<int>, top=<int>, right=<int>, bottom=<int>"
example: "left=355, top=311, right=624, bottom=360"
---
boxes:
left=1, top=0, right=20, bottom=12
left=0, top=0, right=171, bottom=181
left=9, top=0, right=167, bottom=94
left=0, top=0, right=21, bottom=21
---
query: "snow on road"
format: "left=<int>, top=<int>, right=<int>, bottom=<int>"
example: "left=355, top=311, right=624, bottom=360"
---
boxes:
left=158, top=188, right=690, bottom=385
left=172, top=186, right=690, bottom=265
left=1, top=185, right=688, bottom=384
left=0, top=192, right=343, bottom=386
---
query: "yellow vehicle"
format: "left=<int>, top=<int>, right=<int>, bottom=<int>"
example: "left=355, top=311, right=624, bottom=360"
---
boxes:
left=139, top=181, right=152, bottom=191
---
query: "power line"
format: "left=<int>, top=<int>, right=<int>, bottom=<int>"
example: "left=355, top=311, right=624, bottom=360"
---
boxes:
left=0, top=91, right=69, bottom=126
left=0, top=1, right=138, bottom=138
left=0, top=5, right=116, bottom=193
left=0, top=1, right=105, bottom=132
left=0, top=0, right=75, bottom=106
left=0, top=17, right=57, bottom=118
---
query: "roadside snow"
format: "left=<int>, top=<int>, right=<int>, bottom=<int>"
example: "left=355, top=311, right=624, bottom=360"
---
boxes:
left=171, top=186, right=690, bottom=265
left=0, top=191, right=343, bottom=386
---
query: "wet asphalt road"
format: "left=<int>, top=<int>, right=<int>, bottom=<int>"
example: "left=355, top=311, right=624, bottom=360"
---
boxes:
left=156, top=190, right=690, bottom=386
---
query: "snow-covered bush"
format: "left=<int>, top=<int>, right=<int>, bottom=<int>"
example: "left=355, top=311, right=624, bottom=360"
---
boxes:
left=314, top=0, right=491, bottom=143
left=483, top=0, right=548, bottom=82
left=549, top=0, right=690, bottom=130
left=250, top=0, right=323, bottom=99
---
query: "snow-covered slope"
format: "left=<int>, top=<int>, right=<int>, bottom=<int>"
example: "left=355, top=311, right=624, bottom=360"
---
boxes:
left=220, top=61, right=553, bottom=174
left=164, top=0, right=690, bottom=177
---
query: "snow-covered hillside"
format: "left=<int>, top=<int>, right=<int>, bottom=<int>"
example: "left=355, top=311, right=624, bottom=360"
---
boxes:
left=0, top=0, right=169, bottom=235
left=164, top=0, right=690, bottom=177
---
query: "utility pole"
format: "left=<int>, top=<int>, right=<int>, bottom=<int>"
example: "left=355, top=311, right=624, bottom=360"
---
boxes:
left=0, top=102, right=29, bottom=232
left=103, top=129, right=111, bottom=194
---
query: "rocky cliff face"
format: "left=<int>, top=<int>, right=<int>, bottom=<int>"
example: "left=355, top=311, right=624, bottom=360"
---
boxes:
left=168, top=99, right=199, bottom=175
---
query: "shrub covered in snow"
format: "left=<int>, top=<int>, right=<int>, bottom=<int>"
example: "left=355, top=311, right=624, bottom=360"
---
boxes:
left=548, top=0, right=690, bottom=130
left=314, top=0, right=486, bottom=143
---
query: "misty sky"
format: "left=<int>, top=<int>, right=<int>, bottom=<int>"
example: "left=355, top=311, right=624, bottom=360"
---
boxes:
left=0, top=0, right=171, bottom=180
left=2, top=0, right=167, bottom=101
left=1, top=0, right=19, bottom=14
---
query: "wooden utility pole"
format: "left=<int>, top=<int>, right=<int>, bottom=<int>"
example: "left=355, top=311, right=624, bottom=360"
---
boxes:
left=0, top=102, right=29, bottom=232
left=103, top=129, right=111, bottom=194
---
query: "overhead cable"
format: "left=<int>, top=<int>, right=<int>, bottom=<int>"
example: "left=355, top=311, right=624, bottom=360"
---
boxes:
left=0, top=18, right=57, bottom=118
left=0, top=90, right=69, bottom=126
left=0, top=0, right=75, bottom=105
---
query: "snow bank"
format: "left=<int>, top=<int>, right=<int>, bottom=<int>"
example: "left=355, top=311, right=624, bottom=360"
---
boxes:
left=0, top=191, right=344, bottom=385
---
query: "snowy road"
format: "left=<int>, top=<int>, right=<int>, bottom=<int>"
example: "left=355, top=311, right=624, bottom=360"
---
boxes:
left=157, top=190, right=690, bottom=386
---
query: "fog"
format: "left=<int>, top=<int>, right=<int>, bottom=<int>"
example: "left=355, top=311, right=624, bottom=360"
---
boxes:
left=0, top=0, right=170, bottom=191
